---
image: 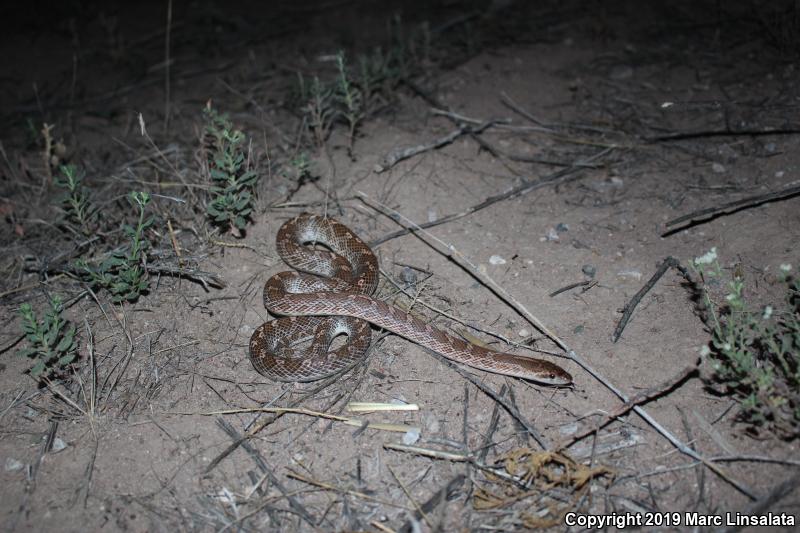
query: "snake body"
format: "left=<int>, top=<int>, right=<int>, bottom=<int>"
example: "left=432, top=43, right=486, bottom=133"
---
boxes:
left=249, top=213, right=572, bottom=385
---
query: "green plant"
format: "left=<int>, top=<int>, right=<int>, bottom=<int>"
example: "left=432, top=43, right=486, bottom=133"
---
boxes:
left=692, top=248, right=800, bottom=439
left=77, top=191, right=153, bottom=302
left=55, top=164, right=94, bottom=234
left=335, top=51, right=364, bottom=156
left=203, top=104, right=258, bottom=236
left=283, top=152, right=312, bottom=182
left=299, top=74, right=336, bottom=149
left=17, top=296, right=77, bottom=379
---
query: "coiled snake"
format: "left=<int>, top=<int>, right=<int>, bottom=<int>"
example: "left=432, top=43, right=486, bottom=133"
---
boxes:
left=249, top=213, right=572, bottom=385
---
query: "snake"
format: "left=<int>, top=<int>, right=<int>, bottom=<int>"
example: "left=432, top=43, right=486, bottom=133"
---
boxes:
left=249, top=213, right=572, bottom=385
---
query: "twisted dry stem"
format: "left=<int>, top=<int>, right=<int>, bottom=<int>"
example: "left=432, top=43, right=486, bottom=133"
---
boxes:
left=249, top=213, right=572, bottom=385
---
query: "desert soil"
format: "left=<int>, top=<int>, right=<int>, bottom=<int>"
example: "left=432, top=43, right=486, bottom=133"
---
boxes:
left=1, top=1, right=799, bottom=531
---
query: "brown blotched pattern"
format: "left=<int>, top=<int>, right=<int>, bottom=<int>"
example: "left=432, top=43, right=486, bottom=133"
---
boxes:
left=249, top=213, right=572, bottom=385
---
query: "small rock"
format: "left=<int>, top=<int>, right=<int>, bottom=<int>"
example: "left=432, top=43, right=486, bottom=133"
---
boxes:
left=711, top=162, right=726, bottom=173
left=555, top=223, right=569, bottom=233
left=518, top=328, right=530, bottom=338
left=560, top=422, right=579, bottom=435
left=582, top=264, right=597, bottom=278
left=427, top=209, right=438, bottom=223
left=573, top=325, right=584, bottom=334
left=51, top=438, right=67, bottom=453
left=775, top=170, right=784, bottom=178
left=545, top=228, right=559, bottom=241
left=402, top=429, right=420, bottom=445
left=489, top=255, right=507, bottom=265
left=610, top=176, right=624, bottom=187
left=401, top=267, right=417, bottom=286
left=617, top=269, right=642, bottom=280
left=5, top=458, right=24, bottom=472
left=765, top=142, right=776, bottom=153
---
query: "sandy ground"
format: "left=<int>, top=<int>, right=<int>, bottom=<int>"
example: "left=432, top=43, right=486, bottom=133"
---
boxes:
left=1, top=1, right=799, bottom=531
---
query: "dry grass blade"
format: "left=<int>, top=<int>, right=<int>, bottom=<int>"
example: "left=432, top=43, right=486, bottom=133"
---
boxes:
left=176, top=406, right=420, bottom=433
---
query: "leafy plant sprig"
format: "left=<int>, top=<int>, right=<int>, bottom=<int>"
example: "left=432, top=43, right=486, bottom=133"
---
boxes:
left=692, top=249, right=800, bottom=439
left=55, top=164, right=95, bottom=234
left=335, top=51, right=364, bottom=157
left=17, top=296, right=77, bottom=379
left=299, top=75, right=336, bottom=149
left=203, top=105, right=258, bottom=236
left=77, top=191, right=153, bottom=302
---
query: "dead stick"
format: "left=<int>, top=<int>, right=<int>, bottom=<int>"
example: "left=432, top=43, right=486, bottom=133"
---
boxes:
left=613, top=256, right=680, bottom=342
left=647, top=127, right=800, bottom=143
left=449, top=362, right=550, bottom=450
left=374, top=120, right=501, bottom=173
left=215, top=418, right=315, bottom=526
left=664, top=183, right=800, bottom=230
left=397, top=475, right=466, bottom=533
left=478, top=384, right=507, bottom=464
left=719, top=472, right=800, bottom=533
left=556, top=361, right=699, bottom=451
left=367, top=147, right=613, bottom=247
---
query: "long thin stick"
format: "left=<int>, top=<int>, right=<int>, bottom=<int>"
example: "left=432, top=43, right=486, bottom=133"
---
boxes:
left=664, top=183, right=800, bottom=230
left=367, top=147, right=614, bottom=247
left=612, top=257, right=683, bottom=342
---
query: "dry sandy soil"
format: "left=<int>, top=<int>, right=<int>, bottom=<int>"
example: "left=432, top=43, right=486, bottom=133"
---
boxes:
left=1, top=0, right=799, bottom=531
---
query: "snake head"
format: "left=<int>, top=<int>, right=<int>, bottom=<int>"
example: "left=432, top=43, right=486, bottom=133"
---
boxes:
left=498, top=354, right=572, bottom=386
left=531, top=360, right=573, bottom=387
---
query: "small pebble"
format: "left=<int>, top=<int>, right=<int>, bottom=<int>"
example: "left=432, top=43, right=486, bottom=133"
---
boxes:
left=401, top=267, right=417, bottom=286
left=775, top=170, right=784, bottom=178
left=560, top=422, right=579, bottom=435
left=582, top=264, right=596, bottom=278
left=711, top=162, right=726, bottom=173
left=545, top=228, right=560, bottom=241
left=5, top=458, right=24, bottom=472
left=427, top=209, right=438, bottom=223
left=489, top=255, right=507, bottom=265
left=765, top=142, right=776, bottom=153
left=555, top=223, right=569, bottom=233
left=518, top=328, right=530, bottom=338
left=51, top=437, right=67, bottom=452
left=402, top=429, right=420, bottom=445
left=617, top=269, right=642, bottom=280
left=573, top=325, right=584, bottom=334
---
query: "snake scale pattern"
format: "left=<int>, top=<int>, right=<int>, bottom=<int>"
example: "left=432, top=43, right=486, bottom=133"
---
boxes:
left=249, top=213, right=572, bottom=385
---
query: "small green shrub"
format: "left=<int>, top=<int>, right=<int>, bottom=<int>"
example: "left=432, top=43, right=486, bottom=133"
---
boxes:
left=692, top=248, right=800, bottom=439
left=298, top=74, right=336, bottom=149
left=293, top=28, right=417, bottom=154
left=335, top=51, right=364, bottom=156
left=203, top=104, right=258, bottom=236
left=17, top=296, right=77, bottom=379
left=283, top=152, right=313, bottom=183
left=76, top=191, right=152, bottom=302
left=55, top=164, right=95, bottom=234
